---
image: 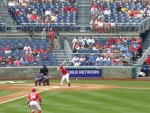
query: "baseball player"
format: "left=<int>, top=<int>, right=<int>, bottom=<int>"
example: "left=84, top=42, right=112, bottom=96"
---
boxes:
left=35, top=73, right=45, bottom=86
left=27, top=88, right=42, bottom=113
left=57, top=64, right=71, bottom=87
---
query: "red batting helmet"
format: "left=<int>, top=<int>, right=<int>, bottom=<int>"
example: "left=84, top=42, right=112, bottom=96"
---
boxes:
left=32, top=88, right=36, bottom=92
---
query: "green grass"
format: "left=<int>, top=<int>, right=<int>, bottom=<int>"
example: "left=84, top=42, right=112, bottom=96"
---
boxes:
left=1, top=80, right=150, bottom=113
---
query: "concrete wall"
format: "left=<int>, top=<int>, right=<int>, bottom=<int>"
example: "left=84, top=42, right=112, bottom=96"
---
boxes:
left=0, top=66, right=133, bottom=79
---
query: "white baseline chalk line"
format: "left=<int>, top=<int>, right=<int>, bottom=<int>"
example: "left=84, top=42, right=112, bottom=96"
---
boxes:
left=0, top=87, right=50, bottom=105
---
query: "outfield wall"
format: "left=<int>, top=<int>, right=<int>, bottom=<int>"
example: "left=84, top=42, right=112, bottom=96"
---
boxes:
left=0, top=66, right=135, bottom=80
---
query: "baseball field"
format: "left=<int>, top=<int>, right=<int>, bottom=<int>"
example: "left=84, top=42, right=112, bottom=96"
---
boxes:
left=0, top=79, right=150, bottom=113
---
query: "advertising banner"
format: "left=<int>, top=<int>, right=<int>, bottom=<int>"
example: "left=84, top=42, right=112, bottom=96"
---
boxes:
left=67, top=68, right=102, bottom=78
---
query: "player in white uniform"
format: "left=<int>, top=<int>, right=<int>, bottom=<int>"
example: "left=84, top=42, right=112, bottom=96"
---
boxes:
left=27, top=88, right=42, bottom=113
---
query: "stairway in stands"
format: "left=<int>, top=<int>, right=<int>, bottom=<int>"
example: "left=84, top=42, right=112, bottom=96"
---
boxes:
left=0, top=0, right=17, bottom=32
left=52, top=39, right=71, bottom=66
left=134, top=31, right=150, bottom=64
left=76, top=0, right=91, bottom=32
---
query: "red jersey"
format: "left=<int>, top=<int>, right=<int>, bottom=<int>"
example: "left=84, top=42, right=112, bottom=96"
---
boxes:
left=60, top=67, right=68, bottom=75
left=28, top=92, right=40, bottom=101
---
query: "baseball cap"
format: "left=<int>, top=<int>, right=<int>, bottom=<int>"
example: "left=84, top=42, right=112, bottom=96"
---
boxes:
left=32, top=88, right=36, bottom=92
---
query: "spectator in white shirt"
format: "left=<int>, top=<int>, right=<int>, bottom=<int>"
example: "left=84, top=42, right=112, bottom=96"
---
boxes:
left=74, top=60, right=81, bottom=66
left=72, top=36, right=79, bottom=49
left=45, top=9, right=52, bottom=16
left=8, top=0, right=16, bottom=7
left=23, top=44, right=32, bottom=54
left=103, top=8, right=111, bottom=16
left=71, top=55, right=79, bottom=66
left=87, top=36, right=95, bottom=45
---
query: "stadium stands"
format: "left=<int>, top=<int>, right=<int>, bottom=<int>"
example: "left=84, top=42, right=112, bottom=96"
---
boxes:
left=0, top=38, right=58, bottom=67
left=71, top=35, right=143, bottom=66
left=90, top=0, right=150, bottom=33
left=8, top=0, right=77, bottom=27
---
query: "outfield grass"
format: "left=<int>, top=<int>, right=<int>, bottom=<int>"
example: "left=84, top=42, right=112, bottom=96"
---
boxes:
left=1, top=80, right=150, bottom=113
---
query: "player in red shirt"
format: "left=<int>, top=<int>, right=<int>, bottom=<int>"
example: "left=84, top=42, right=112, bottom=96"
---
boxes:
left=57, top=60, right=71, bottom=87
left=27, top=88, right=42, bottom=113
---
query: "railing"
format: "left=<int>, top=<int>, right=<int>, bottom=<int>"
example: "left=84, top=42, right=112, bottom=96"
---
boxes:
left=19, top=18, right=149, bottom=33
left=64, top=40, right=73, bottom=62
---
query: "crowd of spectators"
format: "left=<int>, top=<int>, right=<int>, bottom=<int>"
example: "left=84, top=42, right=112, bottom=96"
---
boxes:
left=90, top=0, right=150, bottom=33
left=8, top=0, right=77, bottom=25
left=0, top=28, right=60, bottom=67
left=71, top=35, right=143, bottom=66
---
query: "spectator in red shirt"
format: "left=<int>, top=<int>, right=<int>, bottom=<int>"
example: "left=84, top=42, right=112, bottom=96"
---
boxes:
left=116, top=36, right=123, bottom=44
left=7, top=56, right=14, bottom=66
left=145, top=55, right=150, bottom=68
left=136, top=37, right=142, bottom=44
left=2, top=44, right=7, bottom=52
left=108, top=37, right=115, bottom=44
left=32, top=47, right=39, bottom=56
left=130, top=36, right=136, bottom=43
left=39, top=46, right=46, bottom=54
left=15, top=9, right=20, bottom=16
left=30, top=14, right=37, bottom=22
left=27, top=54, right=35, bottom=62
left=64, top=5, right=71, bottom=12
left=104, top=42, right=110, bottom=49
left=71, top=6, right=77, bottom=12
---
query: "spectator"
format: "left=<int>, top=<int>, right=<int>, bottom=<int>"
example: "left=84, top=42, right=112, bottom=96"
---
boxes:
left=20, top=55, right=28, bottom=66
left=110, top=20, right=116, bottom=33
left=145, top=55, right=150, bottom=68
left=80, top=36, right=87, bottom=47
left=0, top=56, right=7, bottom=67
left=28, top=29, right=34, bottom=38
left=103, top=20, right=111, bottom=33
left=48, top=28, right=55, bottom=49
left=89, top=54, right=96, bottom=66
left=103, top=8, right=111, bottom=16
left=14, top=57, right=21, bottom=66
left=137, top=42, right=143, bottom=58
left=54, top=30, right=60, bottom=50
left=87, top=36, right=95, bottom=45
left=79, top=55, right=86, bottom=65
left=73, top=42, right=80, bottom=53
left=140, top=61, right=149, bottom=77
left=121, top=55, right=128, bottom=66
left=24, top=44, right=32, bottom=55
left=36, top=54, right=41, bottom=62
left=51, top=12, right=57, bottom=23
left=74, top=60, right=81, bottom=66
left=39, top=46, right=46, bottom=54
left=97, top=18, right=104, bottom=33
left=108, top=37, right=115, bottom=44
left=45, top=8, right=52, bottom=16
left=1, top=44, right=7, bottom=52
left=96, top=54, right=104, bottom=66
left=10, top=44, right=17, bottom=51
left=45, top=16, right=51, bottom=23
left=41, top=28, right=47, bottom=40
left=8, top=0, right=16, bottom=8
left=57, top=12, right=63, bottom=22
left=27, top=54, right=35, bottom=62
left=72, top=36, right=79, bottom=49
left=7, top=56, right=14, bottom=66
left=71, top=6, right=77, bottom=12
left=90, top=18, right=98, bottom=32
left=71, top=55, right=79, bottom=66
left=18, top=43, right=23, bottom=51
